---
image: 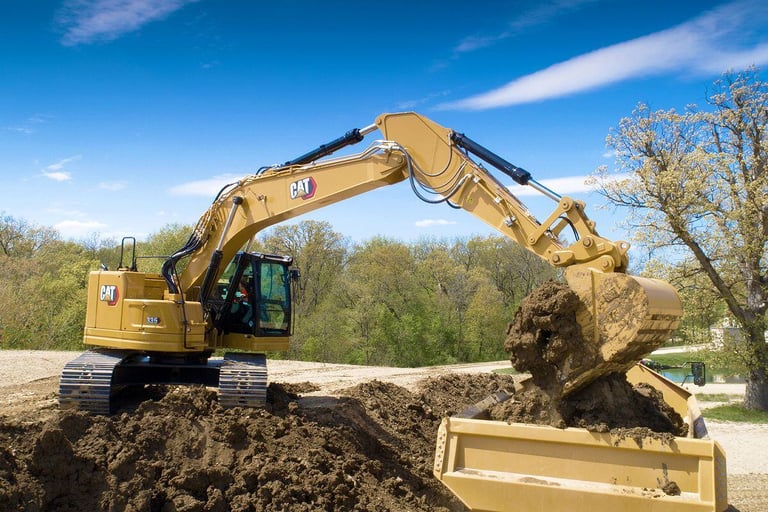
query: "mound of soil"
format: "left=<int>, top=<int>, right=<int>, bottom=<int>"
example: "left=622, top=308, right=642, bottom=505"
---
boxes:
left=0, top=374, right=517, bottom=512
left=488, top=373, right=687, bottom=438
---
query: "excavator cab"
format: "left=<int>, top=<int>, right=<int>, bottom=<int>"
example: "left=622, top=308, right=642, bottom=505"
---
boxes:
left=212, top=252, right=294, bottom=338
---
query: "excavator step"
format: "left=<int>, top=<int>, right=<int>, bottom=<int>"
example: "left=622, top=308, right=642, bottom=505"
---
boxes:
left=219, top=352, right=268, bottom=408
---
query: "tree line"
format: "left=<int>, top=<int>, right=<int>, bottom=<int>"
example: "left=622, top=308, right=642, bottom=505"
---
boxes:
left=0, top=216, right=559, bottom=366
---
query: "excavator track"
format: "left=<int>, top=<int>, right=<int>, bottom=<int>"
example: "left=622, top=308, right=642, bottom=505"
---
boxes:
left=59, top=350, right=268, bottom=413
left=58, top=349, right=132, bottom=415
left=219, top=352, right=268, bottom=408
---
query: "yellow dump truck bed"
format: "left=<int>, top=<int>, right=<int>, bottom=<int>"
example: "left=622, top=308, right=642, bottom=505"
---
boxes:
left=433, top=364, right=728, bottom=512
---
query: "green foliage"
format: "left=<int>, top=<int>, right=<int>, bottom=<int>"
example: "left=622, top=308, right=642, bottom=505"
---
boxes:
left=136, top=223, right=194, bottom=274
left=0, top=217, right=98, bottom=350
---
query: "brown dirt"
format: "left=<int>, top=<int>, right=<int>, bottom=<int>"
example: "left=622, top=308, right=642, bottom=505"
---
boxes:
left=0, top=359, right=765, bottom=511
left=502, top=280, right=687, bottom=438
left=505, top=280, right=595, bottom=395
left=0, top=373, right=517, bottom=512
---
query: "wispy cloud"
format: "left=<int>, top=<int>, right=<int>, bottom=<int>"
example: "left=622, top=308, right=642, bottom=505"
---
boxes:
left=57, top=0, right=197, bottom=46
left=440, top=1, right=768, bottom=110
left=42, top=155, right=81, bottom=181
left=452, top=0, right=598, bottom=56
left=169, top=174, right=238, bottom=196
left=43, top=171, right=73, bottom=182
left=508, top=173, right=629, bottom=197
left=509, top=175, right=593, bottom=196
left=54, top=219, right=108, bottom=238
left=46, top=155, right=80, bottom=172
left=415, top=219, right=458, bottom=228
left=98, top=181, right=127, bottom=191
left=395, top=90, right=451, bottom=111
left=3, top=114, right=52, bottom=135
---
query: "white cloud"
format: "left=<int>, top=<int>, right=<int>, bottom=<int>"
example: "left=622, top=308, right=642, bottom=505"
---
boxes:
left=4, top=126, right=34, bottom=135
left=42, top=155, right=81, bottom=181
left=98, top=181, right=127, bottom=191
left=46, top=155, right=81, bottom=172
left=58, top=0, right=197, bottom=46
left=169, top=175, right=239, bottom=196
left=452, top=0, right=598, bottom=55
left=2, top=114, right=52, bottom=135
left=440, top=1, right=768, bottom=110
left=509, top=176, right=591, bottom=196
left=43, top=171, right=73, bottom=182
left=54, top=219, right=108, bottom=237
left=508, top=173, right=630, bottom=196
left=415, top=219, right=458, bottom=228
left=395, top=90, right=451, bottom=111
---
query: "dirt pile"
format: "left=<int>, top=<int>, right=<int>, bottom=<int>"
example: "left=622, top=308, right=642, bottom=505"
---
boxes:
left=0, top=373, right=516, bottom=512
left=502, top=280, right=686, bottom=437
left=505, top=280, right=595, bottom=395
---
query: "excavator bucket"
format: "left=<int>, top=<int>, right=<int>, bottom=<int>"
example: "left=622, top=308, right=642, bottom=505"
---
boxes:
left=505, top=267, right=683, bottom=399
left=506, top=268, right=684, bottom=397
left=563, top=268, right=684, bottom=394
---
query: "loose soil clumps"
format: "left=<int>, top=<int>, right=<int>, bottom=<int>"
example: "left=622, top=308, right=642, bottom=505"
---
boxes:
left=502, top=280, right=687, bottom=437
left=0, top=374, right=516, bottom=512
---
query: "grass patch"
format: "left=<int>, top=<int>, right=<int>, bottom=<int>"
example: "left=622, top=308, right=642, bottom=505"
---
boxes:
left=703, top=403, right=768, bottom=424
left=648, top=352, right=706, bottom=367
left=696, top=393, right=734, bottom=403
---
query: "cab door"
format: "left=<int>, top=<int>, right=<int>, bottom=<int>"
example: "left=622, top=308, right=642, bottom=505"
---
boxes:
left=216, top=252, right=293, bottom=338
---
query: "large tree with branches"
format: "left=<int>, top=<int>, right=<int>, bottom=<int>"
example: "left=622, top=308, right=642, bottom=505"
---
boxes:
left=594, top=68, right=768, bottom=410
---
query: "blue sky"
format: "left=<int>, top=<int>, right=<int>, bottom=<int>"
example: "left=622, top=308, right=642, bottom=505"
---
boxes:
left=3, top=1, right=768, bottom=257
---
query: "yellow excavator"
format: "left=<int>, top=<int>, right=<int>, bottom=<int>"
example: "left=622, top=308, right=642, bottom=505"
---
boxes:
left=59, top=112, right=681, bottom=413
left=60, top=111, right=683, bottom=410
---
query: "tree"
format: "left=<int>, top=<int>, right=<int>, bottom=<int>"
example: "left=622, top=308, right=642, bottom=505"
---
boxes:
left=138, top=223, right=194, bottom=274
left=594, top=68, right=768, bottom=410
left=344, top=237, right=431, bottom=366
left=0, top=214, right=58, bottom=258
left=258, top=220, right=349, bottom=359
left=0, top=232, right=97, bottom=349
left=259, top=220, right=349, bottom=314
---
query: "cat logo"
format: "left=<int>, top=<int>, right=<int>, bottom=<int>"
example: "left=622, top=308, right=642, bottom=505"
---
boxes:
left=99, top=285, right=119, bottom=306
left=289, top=177, right=316, bottom=200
